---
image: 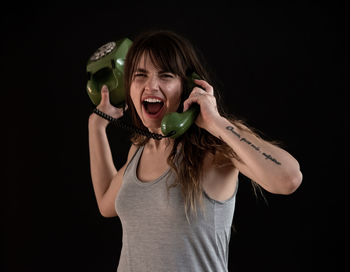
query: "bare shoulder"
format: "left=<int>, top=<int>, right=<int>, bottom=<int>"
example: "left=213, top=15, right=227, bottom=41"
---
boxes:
left=126, top=143, right=139, bottom=162
left=202, top=152, right=239, bottom=202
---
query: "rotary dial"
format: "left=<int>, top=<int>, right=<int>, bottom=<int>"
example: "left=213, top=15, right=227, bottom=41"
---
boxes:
left=89, top=41, right=116, bottom=61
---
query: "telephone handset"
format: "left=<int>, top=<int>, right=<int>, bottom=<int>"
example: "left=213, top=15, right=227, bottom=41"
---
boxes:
left=160, top=73, right=201, bottom=138
left=86, top=38, right=201, bottom=139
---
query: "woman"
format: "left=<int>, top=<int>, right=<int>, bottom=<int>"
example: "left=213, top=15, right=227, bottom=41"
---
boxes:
left=88, top=29, right=302, bottom=272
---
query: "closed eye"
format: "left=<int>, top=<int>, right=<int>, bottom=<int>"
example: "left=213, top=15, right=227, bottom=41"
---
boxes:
left=134, top=73, right=147, bottom=77
left=160, top=73, right=174, bottom=78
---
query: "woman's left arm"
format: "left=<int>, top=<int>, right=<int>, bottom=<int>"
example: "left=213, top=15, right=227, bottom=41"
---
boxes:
left=209, top=118, right=302, bottom=194
left=183, top=79, right=303, bottom=195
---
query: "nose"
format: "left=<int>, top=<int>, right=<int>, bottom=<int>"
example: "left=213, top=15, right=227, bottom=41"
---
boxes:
left=144, top=74, right=159, bottom=91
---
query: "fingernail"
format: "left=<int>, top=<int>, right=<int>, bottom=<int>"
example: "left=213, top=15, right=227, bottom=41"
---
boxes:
left=102, top=85, right=108, bottom=92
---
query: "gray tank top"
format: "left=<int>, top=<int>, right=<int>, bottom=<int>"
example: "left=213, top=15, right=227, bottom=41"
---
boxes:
left=115, top=145, right=238, bottom=272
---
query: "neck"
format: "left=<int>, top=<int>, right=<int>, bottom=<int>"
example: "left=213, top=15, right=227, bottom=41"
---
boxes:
left=146, top=137, right=174, bottom=152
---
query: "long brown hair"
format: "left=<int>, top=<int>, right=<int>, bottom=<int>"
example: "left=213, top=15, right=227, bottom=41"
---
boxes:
left=123, top=29, right=258, bottom=220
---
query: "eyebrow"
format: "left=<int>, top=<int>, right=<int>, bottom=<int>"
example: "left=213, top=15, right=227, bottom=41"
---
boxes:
left=134, top=68, right=148, bottom=74
left=134, top=68, right=173, bottom=75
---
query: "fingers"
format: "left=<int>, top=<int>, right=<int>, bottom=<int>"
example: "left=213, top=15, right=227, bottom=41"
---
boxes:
left=183, top=98, right=194, bottom=112
left=193, top=79, right=214, bottom=95
left=183, top=80, right=215, bottom=112
left=183, top=91, right=203, bottom=112
left=100, top=85, right=110, bottom=105
left=96, top=85, right=126, bottom=120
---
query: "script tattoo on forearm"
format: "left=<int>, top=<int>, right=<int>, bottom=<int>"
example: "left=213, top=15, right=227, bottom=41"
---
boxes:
left=226, top=126, right=281, bottom=165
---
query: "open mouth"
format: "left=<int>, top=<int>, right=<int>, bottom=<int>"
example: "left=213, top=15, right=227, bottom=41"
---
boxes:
left=142, top=98, right=165, bottom=117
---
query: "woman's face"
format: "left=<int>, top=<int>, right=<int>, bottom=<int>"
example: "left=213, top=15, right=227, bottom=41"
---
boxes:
left=130, top=53, right=182, bottom=133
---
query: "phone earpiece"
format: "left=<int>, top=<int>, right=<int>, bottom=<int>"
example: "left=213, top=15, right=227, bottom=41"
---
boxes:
left=86, top=38, right=132, bottom=108
left=160, top=72, right=202, bottom=138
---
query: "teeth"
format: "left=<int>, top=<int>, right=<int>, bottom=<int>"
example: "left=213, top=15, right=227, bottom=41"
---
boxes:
left=143, top=98, right=162, bottom=103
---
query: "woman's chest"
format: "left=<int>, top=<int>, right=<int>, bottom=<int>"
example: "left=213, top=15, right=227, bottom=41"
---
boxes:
left=137, top=149, right=171, bottom=182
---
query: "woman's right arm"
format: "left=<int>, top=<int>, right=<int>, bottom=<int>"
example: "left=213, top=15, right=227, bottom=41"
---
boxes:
left=88, top=85, right=134, bottom=217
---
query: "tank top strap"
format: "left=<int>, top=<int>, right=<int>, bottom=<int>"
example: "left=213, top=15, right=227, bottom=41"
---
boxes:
left=123, top=145, right=144, bottom=178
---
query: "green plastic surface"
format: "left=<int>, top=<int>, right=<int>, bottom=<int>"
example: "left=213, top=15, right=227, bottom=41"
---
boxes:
left=86, top=38, right=132, bottom=108
left=161, top=73, right=201, bottom=138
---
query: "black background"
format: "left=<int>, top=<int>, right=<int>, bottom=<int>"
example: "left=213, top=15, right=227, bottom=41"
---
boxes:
left=3, top=2, right=346, bottom=272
